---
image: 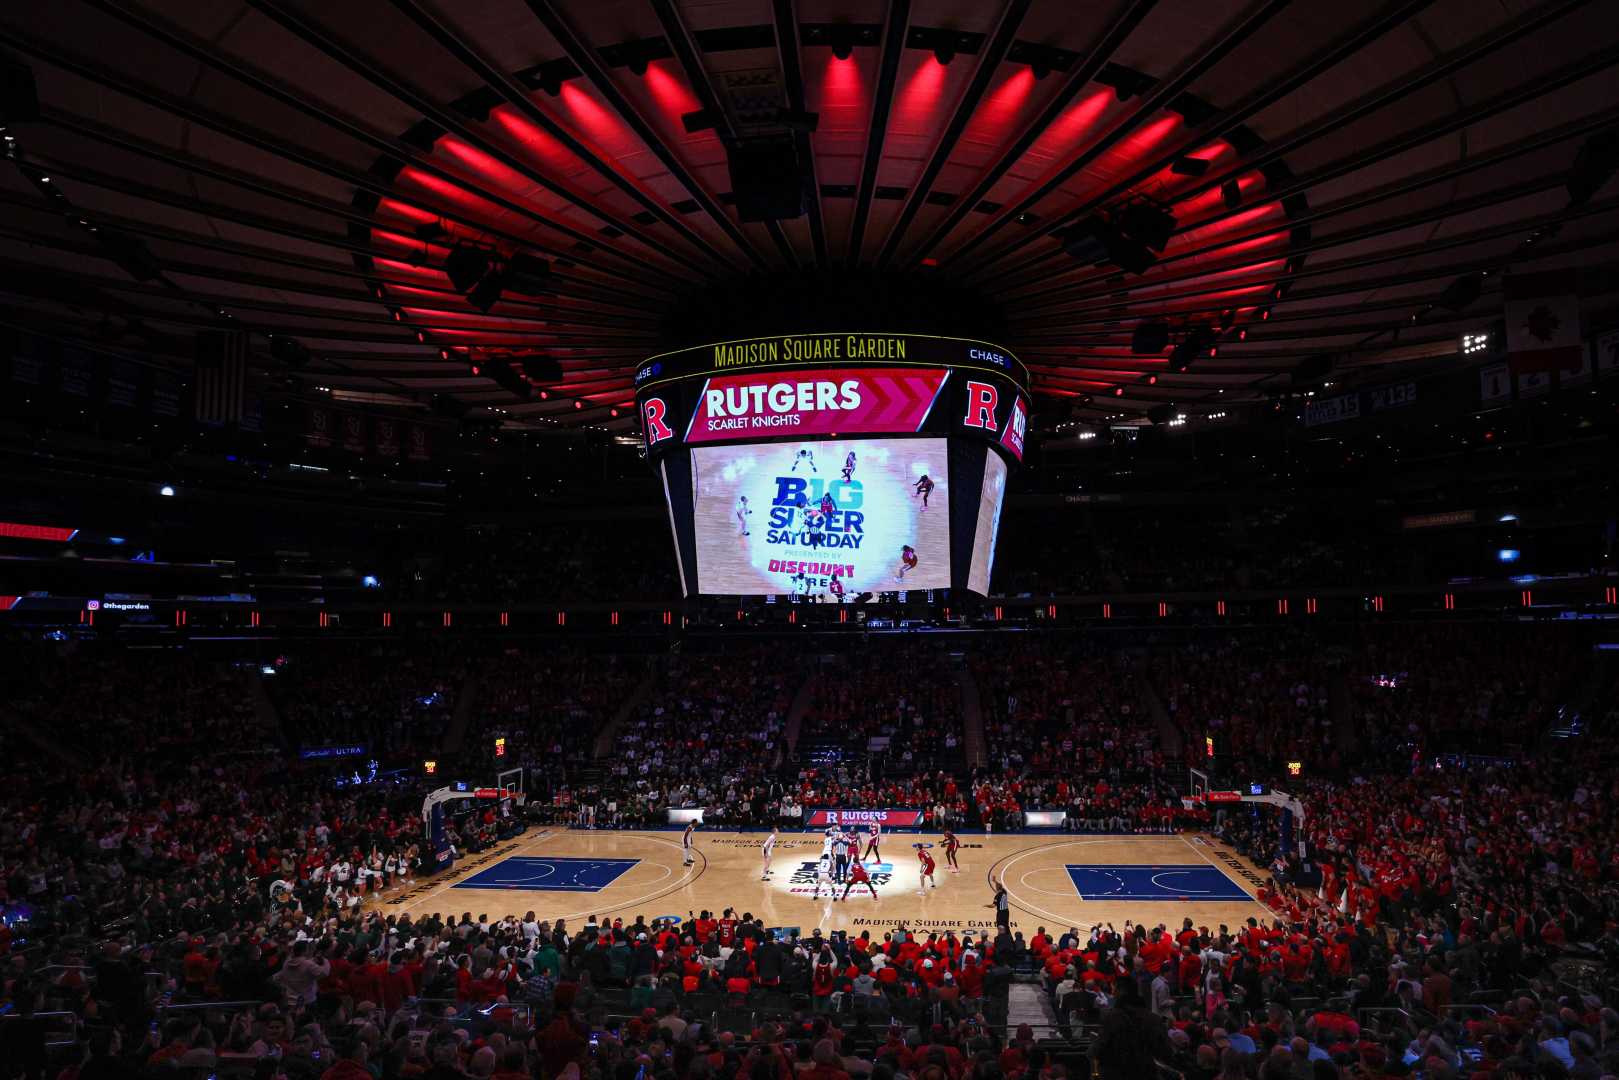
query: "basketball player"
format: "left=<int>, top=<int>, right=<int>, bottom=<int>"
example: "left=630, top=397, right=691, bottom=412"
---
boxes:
left=914, top=473, right=935, bottom=510
left=942, top=829, right=961, bottom=872
left=916, top=845, right=937, bottom=896
left=812, top=853, right=836, bottom=900
left=841, top=450, right=856, bottom=482
left=841, top=858, right=879, bottom=902
left=821, top=826, right=837, bottom=864
left=828, top=572, right=845, bottom=603
left=761, top=827, right=777, bottom=880
left=793, top=447, right=817, bottom=472
left=780, top=495, right=806, bottom=531
left=682, top=821, right=696, bottom=867
left=862, top=821, right=882, bottom=864
left=735, top=495, right=752, bottom=537
left=819, top=492, right=836, bottom=522
left=895, top=545, right=919, bottom=582
left=805, top=509, right=824, bottom=549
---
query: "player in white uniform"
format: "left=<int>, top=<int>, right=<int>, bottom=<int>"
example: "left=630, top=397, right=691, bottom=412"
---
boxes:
left=812, top=853, right=835, bottom=900
left=761, top=828, right=776, bottom=880
left=793, top=448, right=817, bottom=473
left=735, top=495, right=752, bottom=537
left=821, top=827, right=837, bottom=861
left=682, top=821, right=696, bottom=866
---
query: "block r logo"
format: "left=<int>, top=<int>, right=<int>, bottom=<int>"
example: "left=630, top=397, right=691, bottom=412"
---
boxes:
left=643, top=397, right=673, bottom=445
left=963, top=382, right=998, bottom=431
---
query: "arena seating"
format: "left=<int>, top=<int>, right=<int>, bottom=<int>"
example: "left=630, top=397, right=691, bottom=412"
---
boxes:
left=267, top=643, right=470, bottom=762
left=797, top=643, right=967, bottom=782
left=588, top=648, right=799, bottom=828
left=461, top=646, right=644, bottom=811
left=3, top=627, right=1618, bottom=1080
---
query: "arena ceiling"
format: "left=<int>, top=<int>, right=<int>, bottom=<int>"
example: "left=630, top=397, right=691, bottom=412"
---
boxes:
left=1, top=0, right=1616, bottom=434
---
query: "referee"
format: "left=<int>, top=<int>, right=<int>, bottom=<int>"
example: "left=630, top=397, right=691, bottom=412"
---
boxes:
left=990, top=874, right=1010, bottom=931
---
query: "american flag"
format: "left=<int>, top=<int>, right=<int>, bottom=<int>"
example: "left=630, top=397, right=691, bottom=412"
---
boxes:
left=194, top=329, right=246, bottom=425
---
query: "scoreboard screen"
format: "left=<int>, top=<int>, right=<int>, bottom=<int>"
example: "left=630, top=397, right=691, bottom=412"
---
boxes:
left=691, top=437, right=950, bottom=596
left=635, top=333, right=1028, bottom=598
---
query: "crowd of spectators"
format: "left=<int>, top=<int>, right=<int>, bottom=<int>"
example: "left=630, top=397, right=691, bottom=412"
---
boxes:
left=1156, top=635, right=1339, bottom=777
left=464, top=648, right=644, bottom=804
left=566, top=649, right=798, bottom=829
left=972, top=640, right=1185, bottom=834
left=5, top=621, right=1619, bottom=1080
left=268, top=646, right=471, bottom=762
left=1344, top=625, right=1583, bottom=767
left=799, top=645, right=966, bottom=780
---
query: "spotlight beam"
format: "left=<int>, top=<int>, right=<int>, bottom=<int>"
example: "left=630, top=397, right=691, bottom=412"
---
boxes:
left=963, top=0, right=1437, bottom=278
left=905, top=0, right=1158, bottom=269
left=874, top=0, right=1034, bottom=269
left=846, top=0, right=913, bottom=266
left=512, top=0, right=772, bottom=273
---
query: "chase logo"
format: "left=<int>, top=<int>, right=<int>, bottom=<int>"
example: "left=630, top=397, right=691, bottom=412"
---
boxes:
left=633, top=362, right=662, bottom=385
left=968, top=349, right=1010, bottom=367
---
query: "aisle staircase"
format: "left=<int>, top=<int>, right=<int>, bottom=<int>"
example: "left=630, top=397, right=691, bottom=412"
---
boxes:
left=245, top=667, right=288, bottom=750
left=1140, top=669, right=1184, bottom=761
left=592, top=658, right=659, bottom=758
left=439, top=675, right=480, bottom=755
left=1329, top=666, right=1357, bottom=758
left=782, top=667, right=821, bottom=766
left=957, top=667, right=987, bottom=770
left=1007, top=983, right=1059, bottom=1039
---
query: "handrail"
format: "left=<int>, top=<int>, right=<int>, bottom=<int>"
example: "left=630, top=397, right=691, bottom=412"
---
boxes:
left=157, top=1000, right=266, bottom=1013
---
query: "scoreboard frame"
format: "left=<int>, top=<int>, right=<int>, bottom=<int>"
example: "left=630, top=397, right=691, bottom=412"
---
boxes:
left=634, top=332, right=1029, bottom=599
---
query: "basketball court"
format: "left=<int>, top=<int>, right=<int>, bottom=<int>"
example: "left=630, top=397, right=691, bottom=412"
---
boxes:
left=383, top=830, right=1276, bottom=936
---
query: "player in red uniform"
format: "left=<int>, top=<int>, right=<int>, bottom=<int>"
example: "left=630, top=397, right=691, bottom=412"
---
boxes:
left=862, top=822, right=881, bottom=864
left=942, top=829, right=961, bottom=872
left=916, top=846, right=937, bottom=895
left=840, top=859, right=878, bottom=902
left=913, top=474, right=935, bottom=510
left=828, top=572, right=845, bottom=602
left=819, top=493, right=836, bottom=519
left=895, top=545, right=919, bottom=582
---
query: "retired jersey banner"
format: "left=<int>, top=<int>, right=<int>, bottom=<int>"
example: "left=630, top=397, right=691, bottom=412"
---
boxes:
left=806, top=808, right=924, bottom=828
left=684, top=368, right=950, bottom=444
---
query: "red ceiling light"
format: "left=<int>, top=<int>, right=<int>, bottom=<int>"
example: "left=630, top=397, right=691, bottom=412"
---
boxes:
left=470, top=363, right=481, bottom=376
left=1145, top=374, right=1158, bottom=385
left=574, top=399, right=584, bottom=410
left=609, top=407, right=619, bottom=418
left=1258, top=307, right=1271, bottom=321
left=1113, top=386, right=1125, bottom=397
left=1208, top=346, right=1218, bottom=357
left=539, top=389, right=549, bottom=400
left=1237, top=328, right=1248, bottom=340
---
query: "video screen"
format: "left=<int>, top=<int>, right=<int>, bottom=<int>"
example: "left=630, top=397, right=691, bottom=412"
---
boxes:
left=967, top=451, right=1008, bottom=596
left=690, top=438, right=950, bottom=596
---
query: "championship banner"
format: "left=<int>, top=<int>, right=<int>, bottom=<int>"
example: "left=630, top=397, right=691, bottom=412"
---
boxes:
left=806, top=808, right=925, bottom=828
left=684, top=368, right=949, bottom=444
